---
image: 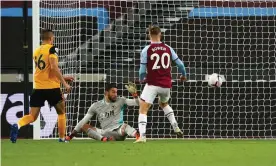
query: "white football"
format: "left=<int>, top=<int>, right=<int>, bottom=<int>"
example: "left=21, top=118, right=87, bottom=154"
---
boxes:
left=208, top=73, right=223, bottom=88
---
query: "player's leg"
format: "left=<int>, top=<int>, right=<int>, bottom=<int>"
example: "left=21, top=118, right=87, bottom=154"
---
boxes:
left=102, top=130, right=126, bottom=141
left=18, top=90, right=44, bottom=128
left=135, top=100, right=151, bottom=143
left=158, top=88, right=183, bottom=137
left=135, top=84, right=157, bottom=143
left=81, top=124, right=110, bottom=142
left=54, top=101, right=67, bottom=141
left=119, top=123, right=139, bottom=139
left=10, top=90, right=44, bottom=143
left=17, top=107, right=40, bottom=129
left=51, top=88, right=67, bottom=142
left=104, top=124, right=139, bottom=141
left=103, top=130, right=127, bottom=141
left=10, top=107, right=41, bottom=143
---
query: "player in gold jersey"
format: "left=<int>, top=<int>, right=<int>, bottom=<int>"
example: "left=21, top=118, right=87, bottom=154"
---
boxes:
left=10, top=29, right=74, bottom=143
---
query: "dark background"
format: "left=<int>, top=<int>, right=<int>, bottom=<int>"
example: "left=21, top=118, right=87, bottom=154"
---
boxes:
left=1, top=17, right=33, bottom=71
left=1, top=1, right=133, bottom=72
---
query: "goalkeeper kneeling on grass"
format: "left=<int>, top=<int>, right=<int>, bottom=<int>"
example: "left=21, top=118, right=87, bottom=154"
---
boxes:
left=66, top=82, right=140, bottom=142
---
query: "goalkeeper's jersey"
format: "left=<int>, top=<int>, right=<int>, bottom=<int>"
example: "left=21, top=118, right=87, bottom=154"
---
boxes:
left=88, top=97, right=129, bottom=130
left=74, top=96, right=139, bottom=132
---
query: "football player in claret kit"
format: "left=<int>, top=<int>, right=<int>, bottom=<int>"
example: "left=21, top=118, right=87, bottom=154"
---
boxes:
left=66, top=83, right=140, bottom=142
left=135, top=26, right=187, bottom=143
left=10, top=29, right=74, bottom=143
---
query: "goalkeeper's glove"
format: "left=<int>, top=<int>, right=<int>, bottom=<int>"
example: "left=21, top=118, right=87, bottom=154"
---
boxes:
left=125, top=82, right=138, bottom=97
left=180, top=75, right=187, bottom=82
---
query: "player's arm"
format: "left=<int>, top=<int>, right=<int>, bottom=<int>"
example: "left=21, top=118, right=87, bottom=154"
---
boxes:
left=169, top=46, right=187, bottom=80
left=66, top=104, right=95, bottom=140
left=125, top=82, right=139, bottom=106
left=49, top=46, right=71, bottom=92
left=64, top=75, right=74, bottom=83
left=139, top=46, right=149, bottom=82
left=125, top=98, right=139, bottom=106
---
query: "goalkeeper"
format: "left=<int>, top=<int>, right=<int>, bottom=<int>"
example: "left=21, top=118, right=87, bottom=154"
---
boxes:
left=66, top=83, right=140, bottom=142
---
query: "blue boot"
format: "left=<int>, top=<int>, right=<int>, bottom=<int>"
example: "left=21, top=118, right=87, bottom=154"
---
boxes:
left=58, top=138, right=69, bottom=143
left=10, top=124, right=19, bottom=143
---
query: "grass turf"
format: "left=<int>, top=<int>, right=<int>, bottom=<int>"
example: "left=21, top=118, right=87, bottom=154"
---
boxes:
left=2, top=139, right=276, bottom=166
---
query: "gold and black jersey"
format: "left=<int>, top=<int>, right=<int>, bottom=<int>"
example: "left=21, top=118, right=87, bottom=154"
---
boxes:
left=33, top=44, right=60, bottom=89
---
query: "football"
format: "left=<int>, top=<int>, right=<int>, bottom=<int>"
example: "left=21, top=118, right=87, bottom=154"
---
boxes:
left=208, top=73, right=223, bottom=88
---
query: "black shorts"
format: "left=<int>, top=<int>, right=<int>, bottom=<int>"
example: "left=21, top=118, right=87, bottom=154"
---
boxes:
left=30, top=88, right=63, bottom=107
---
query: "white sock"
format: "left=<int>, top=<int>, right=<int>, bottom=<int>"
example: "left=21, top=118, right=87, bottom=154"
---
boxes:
left=163, top=105, right=178, bottom=130
left=138, top=114, right=147, bottom=138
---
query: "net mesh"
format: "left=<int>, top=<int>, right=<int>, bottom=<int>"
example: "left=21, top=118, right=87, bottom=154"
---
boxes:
left=38, top=0, right=276, bottom=139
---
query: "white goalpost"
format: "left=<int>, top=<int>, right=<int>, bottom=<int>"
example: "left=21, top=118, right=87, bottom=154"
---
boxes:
left=33, top=0, right=276, bottom=139
left=32, top=0, right=40, bottom=140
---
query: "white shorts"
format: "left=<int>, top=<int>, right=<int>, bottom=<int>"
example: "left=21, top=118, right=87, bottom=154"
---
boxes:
left=140, top=84, right=171, bottom=104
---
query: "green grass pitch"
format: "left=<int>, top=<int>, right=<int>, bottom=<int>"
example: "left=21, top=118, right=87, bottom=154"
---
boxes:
left=2, top=139, right=276, bottom=166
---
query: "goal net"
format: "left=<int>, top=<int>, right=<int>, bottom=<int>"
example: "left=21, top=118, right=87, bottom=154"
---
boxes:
left=34, top=0, right=276, bottom=139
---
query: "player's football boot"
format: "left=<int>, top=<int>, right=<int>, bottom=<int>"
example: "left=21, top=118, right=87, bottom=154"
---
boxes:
left=133, top=137, right=146, bottom=143
left=10, top=124, right=19, bottom=143
left=65, top=136, right=71, bottom=142
left=58, top=138, right=69, bottom=143
left=101, top=137, right=109, bottom=142
left=135, top=132, right=140, bottom=140
left=107, top=136, right=114, bottom=141
left=174, top=127, right=184, bottom=137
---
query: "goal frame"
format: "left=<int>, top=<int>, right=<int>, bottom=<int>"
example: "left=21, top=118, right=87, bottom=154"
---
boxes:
left=32, top=0, right=41, bottom=140
left=31, top=0, right=276, bottom=140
